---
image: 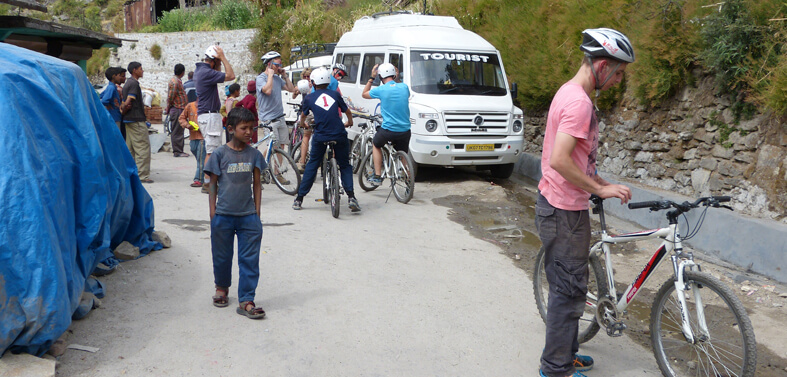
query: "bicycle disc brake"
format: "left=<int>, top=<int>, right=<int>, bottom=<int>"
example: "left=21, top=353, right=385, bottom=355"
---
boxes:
left=596, top=297, right=627, bottom=337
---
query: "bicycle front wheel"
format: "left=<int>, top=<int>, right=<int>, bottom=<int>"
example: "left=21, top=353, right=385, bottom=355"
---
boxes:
left=533, top=247, right=607, bottom=343
left=350, top=135, right=363, bottom=174
left=357, top=153, right=378, bottom=192
left=391, top=151, right=415, bottom=204
left=270, top=148, right=301, bottom=196
left=650, top=270, right=756, bottom=377
left=329, top=158, right=340, bottom=218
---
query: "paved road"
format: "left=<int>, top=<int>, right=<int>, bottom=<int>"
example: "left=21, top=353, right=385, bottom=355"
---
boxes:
left=56, top=149, right=662, bottom=376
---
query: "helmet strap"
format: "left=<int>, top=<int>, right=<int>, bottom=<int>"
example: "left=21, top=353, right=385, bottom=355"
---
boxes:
left=588, top=57, right=621, bottom=111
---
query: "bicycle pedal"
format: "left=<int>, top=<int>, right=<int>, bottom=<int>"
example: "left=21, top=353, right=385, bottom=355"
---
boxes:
left=315, top=199, right=324, bottom=202
left=605, top=322, right=627, bottom=337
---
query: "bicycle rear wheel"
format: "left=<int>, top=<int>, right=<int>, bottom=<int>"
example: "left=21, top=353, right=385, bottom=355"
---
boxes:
left=533, top=247, right=606, bottom=343
left=357, top=153, right=378, bottom=192
left=270, top=148, right=301, bottom=196
left=650, top=270, right=756, bottom=377
left=329, top=158, right=340, bottom=218
left=391, top=151, right=415, bottom=204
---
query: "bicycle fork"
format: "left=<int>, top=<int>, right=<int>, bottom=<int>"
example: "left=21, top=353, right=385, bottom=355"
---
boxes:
left=671, top=253, right=710, bottom=344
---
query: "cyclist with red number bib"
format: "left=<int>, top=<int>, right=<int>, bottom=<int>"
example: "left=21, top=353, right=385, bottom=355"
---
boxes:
left=536, top=28, right=634, bottom=377
left=292, top=68, right=360, bottom=212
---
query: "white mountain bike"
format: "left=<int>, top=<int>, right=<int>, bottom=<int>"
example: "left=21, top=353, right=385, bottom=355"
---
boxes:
left=533, top=195, right=756, bottom=377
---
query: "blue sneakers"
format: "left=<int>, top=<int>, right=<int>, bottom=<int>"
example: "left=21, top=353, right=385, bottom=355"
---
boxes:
left=538, top=354, right=593, bottom=376
left=538, top=370, right=587, bottom=377
left=572, top=353, right=593, bottom=372
left=368, top=174, right=382, bottom=187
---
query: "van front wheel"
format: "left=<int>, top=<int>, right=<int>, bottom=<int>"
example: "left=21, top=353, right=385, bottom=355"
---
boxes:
left=489, top=163, right=514, bottom=179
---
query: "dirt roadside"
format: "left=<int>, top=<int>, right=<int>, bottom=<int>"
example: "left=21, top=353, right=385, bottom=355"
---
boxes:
left=433, top=172, right=787, bottom=376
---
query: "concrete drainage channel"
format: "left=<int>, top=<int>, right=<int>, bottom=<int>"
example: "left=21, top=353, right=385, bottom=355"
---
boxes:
left=515, top=152, right=787, bottom=284
left=433, top=174, right=787, bottom=376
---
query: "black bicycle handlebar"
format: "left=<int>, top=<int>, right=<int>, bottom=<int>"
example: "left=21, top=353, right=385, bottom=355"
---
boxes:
left=353, top=113, right=382, bottom=123
left=628, top=200, right=663, bottom=209
left=627, top=196, right=731, bottom=211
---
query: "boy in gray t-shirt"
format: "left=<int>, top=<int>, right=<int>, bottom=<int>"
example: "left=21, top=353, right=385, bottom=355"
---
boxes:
left=204, top=107, right=268, bottom=319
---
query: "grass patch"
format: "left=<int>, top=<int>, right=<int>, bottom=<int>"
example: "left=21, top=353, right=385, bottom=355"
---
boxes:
left=150, top=43, right=162, bottom=60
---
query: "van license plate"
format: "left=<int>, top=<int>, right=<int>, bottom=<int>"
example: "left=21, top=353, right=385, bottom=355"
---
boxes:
left=466, top=144, right=494, bottom=151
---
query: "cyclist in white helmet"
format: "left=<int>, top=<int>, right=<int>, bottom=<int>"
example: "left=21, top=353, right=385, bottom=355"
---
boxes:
left=292, top=68, right=359, bottom=212
left=535, top=28, right=634, bottom=377
left=361, top=62, right=410, bottom=187
left=256, top=51, right=296, bottom=182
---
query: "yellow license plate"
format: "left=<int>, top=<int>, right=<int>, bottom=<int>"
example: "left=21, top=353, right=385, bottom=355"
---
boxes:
left=466, top=144, right=494, bottom=151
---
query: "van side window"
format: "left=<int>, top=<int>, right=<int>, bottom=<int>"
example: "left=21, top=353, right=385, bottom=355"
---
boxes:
left=334, top=54, right=343, bottom=67
left=389, top=53, right=404, bottom=83
left=340, top=53, right=360, bottom=83
left=361, top=53, right=384, bottom=86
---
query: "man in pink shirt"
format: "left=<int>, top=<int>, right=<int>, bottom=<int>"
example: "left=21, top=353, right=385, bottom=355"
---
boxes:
left=536, top=28, right=635, bottom=377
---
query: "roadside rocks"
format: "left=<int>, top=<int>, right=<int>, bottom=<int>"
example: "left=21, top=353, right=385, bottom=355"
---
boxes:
left=113, top=241, right=139, bottom=260
left=152, top=230, right=171, bottom=248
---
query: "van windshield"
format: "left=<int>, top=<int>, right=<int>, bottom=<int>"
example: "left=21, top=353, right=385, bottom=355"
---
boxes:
left=409, top=51, right=507, bottom=96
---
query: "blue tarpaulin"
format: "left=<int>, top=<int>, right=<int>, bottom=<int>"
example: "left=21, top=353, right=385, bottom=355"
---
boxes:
left=0, top=43, right=161, bottom=356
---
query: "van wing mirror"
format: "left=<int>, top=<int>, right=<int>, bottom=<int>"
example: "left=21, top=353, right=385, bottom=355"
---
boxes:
left=510, top=82, right=518, bottom=99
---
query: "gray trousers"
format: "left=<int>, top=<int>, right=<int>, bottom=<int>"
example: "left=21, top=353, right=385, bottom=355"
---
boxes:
left=535, top=193, right=591, bottom=377
left=169, top=108, right=185, bottom=155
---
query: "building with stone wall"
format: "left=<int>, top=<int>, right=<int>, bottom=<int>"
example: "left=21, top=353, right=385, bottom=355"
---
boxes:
left=110, top=29, right=259, bottom=111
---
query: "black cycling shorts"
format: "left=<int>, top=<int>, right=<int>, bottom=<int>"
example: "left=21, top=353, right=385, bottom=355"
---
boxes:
left=372, top=128, right=411, bottom=153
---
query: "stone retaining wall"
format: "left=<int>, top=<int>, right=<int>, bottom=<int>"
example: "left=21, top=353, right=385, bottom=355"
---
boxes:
left=522, top=75, right=787, bottom=222
left=109, top=29, right=259, bottom=105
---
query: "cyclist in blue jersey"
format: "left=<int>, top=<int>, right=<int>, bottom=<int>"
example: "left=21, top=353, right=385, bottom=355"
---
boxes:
left=361, top=63, right=410, bottom=187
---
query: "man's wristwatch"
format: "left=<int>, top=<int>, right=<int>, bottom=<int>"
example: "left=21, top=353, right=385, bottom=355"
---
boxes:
left=368, top=77, right=375, bottom=82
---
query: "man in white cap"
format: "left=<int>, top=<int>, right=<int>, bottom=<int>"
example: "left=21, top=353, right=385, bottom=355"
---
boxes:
left=195, top=45, right=235, bottom=193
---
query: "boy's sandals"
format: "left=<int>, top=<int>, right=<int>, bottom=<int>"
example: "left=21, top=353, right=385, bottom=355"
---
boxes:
left=237, top=301, right=266, bottom=319
left=212, top=287, right=229, bottom=307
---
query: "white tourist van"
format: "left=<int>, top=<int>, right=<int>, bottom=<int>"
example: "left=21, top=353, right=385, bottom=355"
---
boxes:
left=333, top=11, right=525, bottom=178
left=281, top=44, right=335, bottom=124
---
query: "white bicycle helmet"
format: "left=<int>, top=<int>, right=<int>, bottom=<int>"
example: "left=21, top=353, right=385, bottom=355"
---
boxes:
left=332, top=63, right=347, bottom=75
left=378, top=63, right=396, bottom=79
left=580, top=28, right=635, bottom=63
left=204, top=46, right=219, bottom=59
left=311, top=68, right=332, bottom=86
left=297, top=79, right=310, bottom=95
left=261, top=51, right=281, bottom=65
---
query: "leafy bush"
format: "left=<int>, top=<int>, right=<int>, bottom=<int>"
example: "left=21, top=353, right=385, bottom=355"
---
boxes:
left=154, top=8, right=212, bottom=32
left=86, top=47, right=110, bottom=78
left=699, top=0, right=762, bottom=95
left=150, top=0, right=259, bottom=32
left=212, top=0, right=258, bottom=30
left=249, top=0, right=387, bottom=72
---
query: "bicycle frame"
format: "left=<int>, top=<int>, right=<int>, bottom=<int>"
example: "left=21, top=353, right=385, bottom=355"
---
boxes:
left=252, top=124, right=280, bottom=168
left=590, top=202, right=706, bottom=343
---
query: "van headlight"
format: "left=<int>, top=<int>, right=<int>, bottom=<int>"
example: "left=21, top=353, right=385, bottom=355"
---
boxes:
left=513, top=120, right=523, bottom=133
left=513, top=114, right=524, bottom=133
left=420, top=113, right=439, bottom=132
